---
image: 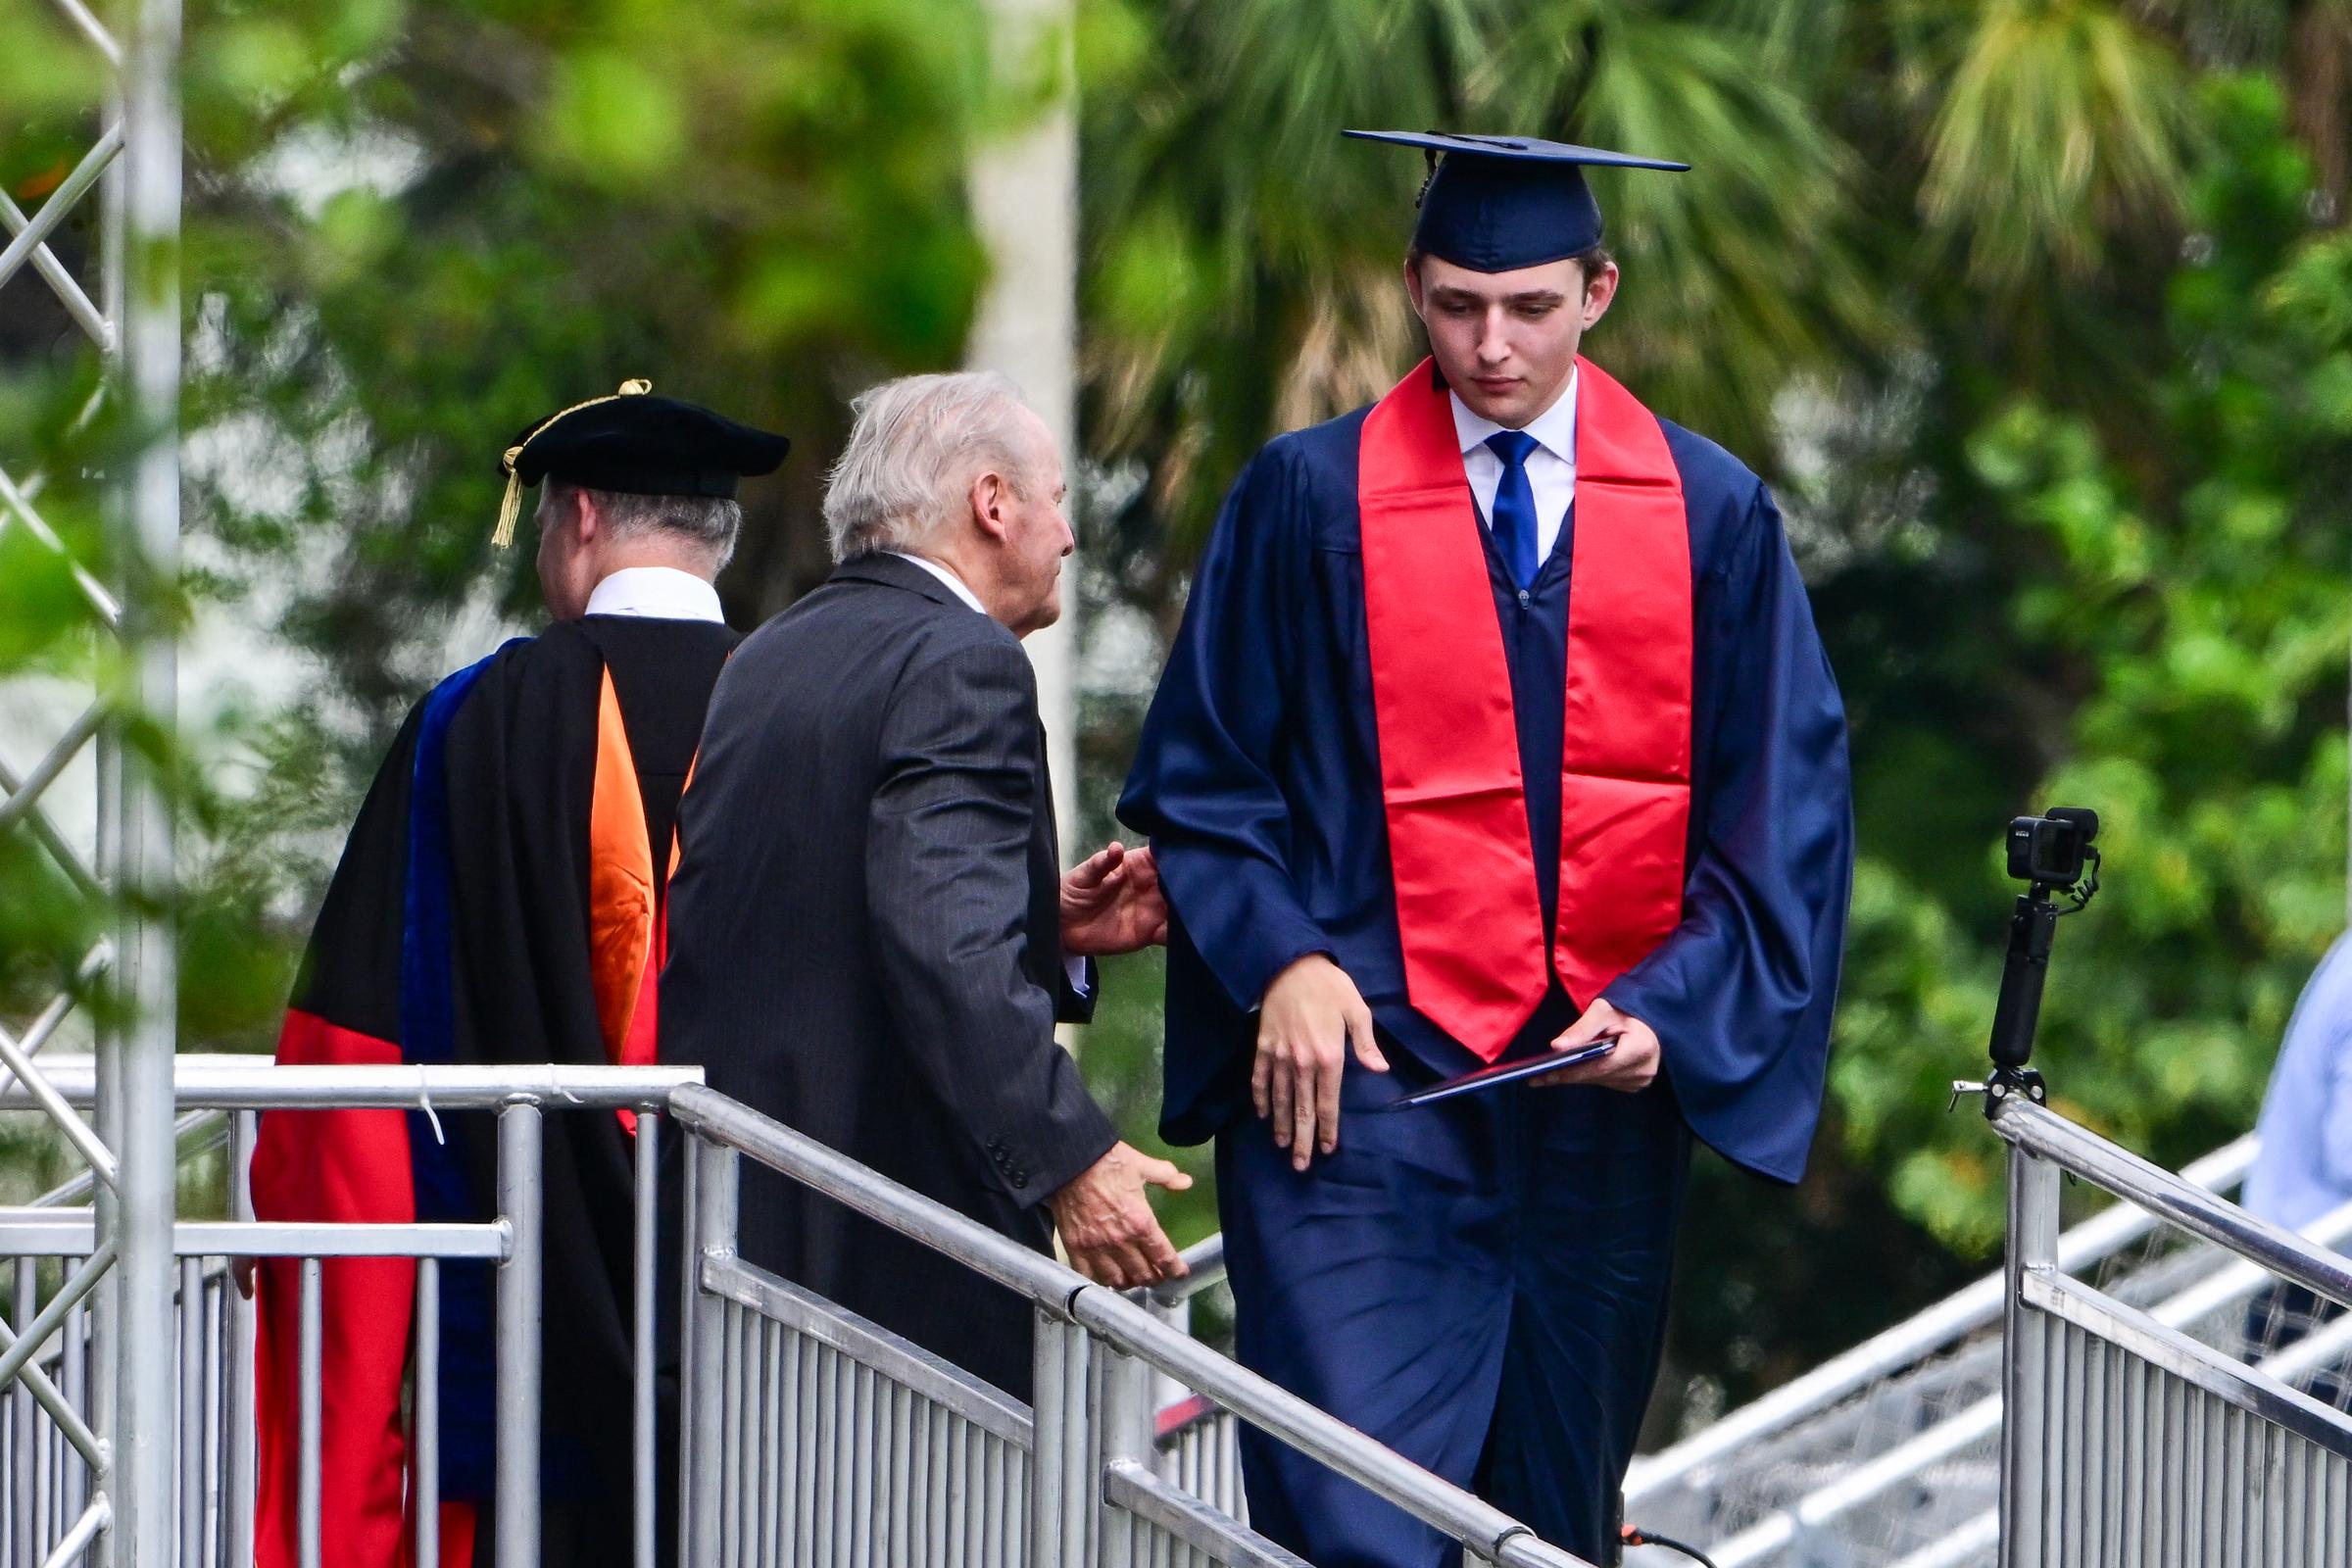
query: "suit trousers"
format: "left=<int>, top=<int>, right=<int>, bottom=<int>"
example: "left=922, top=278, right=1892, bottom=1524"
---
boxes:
left=1216, top=1050, right=1691, bottom=1567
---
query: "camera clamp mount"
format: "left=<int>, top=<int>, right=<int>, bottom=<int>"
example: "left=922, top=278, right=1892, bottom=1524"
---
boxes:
left=1984, top=807, right=2102, bottom=1110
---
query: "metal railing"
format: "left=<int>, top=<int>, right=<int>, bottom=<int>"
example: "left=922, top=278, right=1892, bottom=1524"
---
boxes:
left=1616, top=1130, right=2352, bottom=1566
left=0, top=1058, right=1601, bottom=1568
left=1987, top=1088, right=2352, bottom=1568
left=1, top=0, right=187, bottom=1562
left=0, top=1058, right=703, bottom=1568
left=1622, top=1136, right=2258, bottom=1520
left=668, top=1082, right=1596, bottom=1567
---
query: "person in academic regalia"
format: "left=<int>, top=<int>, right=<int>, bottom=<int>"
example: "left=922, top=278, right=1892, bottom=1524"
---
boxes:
left=1117, top=131, right=1854, bottom=1567
left=246, top=382, right=790, bottom=1568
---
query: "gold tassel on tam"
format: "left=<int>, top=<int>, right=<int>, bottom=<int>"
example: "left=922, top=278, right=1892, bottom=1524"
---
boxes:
left=490, top=378, right=656, bottom=549
left=492, top=447, right=526, bottom=549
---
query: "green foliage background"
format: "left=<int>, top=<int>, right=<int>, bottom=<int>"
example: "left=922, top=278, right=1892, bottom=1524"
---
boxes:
left=6, top=0, right=2352, bottom=1432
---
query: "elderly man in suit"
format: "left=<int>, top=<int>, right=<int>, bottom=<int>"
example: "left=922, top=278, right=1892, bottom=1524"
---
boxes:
left=663, top=370, right=1189, bottom=1400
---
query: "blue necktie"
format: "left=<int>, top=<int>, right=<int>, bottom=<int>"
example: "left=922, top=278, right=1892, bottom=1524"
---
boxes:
left=1485, top=429, right=1541, bottom=591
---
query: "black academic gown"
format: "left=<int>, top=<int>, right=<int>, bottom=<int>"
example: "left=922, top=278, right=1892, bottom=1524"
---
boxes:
left=251, top=612, right=735, bottom=1568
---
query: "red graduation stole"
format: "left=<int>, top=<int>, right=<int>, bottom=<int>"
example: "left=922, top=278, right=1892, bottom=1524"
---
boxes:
left=1357, top=356, right=1692, bottom=1059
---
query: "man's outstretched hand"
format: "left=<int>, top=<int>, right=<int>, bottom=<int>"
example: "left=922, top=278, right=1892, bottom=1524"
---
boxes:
left=1049, top=1141, right=1194, bottom=1290
left=1254, top=954, right=1390, bottom=1172
left=1060, top=841, right=1168, bottom=956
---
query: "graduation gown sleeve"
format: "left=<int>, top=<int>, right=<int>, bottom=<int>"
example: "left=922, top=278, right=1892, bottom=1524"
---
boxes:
left=1600, top=480, right=1853, bottom=1184
left=248, top=699, right=453, bottom=1568
left=1119, top=449, right=1335, bottom=1013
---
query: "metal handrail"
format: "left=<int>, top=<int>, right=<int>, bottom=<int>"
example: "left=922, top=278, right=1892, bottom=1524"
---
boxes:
left=1986, top=1094, right=2352, bottom=1311
left=665, top=1082, right=1598, bottom=1568
left=1692, top=1191, right=2352, bottom=1567
left=30, top=1108, right=223, bottom=1207
left=1151, top=1233, right=1228, bottom=1305
left=0, top=1054, right=705, bottom=1109
left=1625, top=1132, right=2258, bottom=1501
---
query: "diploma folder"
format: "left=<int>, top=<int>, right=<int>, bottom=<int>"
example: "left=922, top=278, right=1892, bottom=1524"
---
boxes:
left=1381, top=1035, right=1620, bottom=1110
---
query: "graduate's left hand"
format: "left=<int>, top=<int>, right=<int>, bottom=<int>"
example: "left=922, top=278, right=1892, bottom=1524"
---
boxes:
left=1060, top=841, right=1169, bottom=956
left=1534, top=997, right=1660, bottom=1091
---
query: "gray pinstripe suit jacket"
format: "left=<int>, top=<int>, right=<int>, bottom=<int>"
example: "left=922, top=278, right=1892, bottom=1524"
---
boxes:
left=663, top=550, right=1114, bottom=1398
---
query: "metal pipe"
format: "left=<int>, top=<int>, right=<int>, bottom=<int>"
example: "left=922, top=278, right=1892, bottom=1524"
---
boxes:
left=495, top=1101, right=544, bottom=1568
left=0, top=702, right=107, bottom=838
left=675, top=1136, right=699, bottom=1568
left=1099, top=1339, right=1156, bottom=1568
left=0, top=1246, right=116, bottom=1391
left=670, top=1083, right=1598, bottom=1566
left=1696, top=1199, right=2352, bottom=1568
left=2001, top=1147, right=2059, bottom=1568
left=1990, top=1095, right=2352, bottom=1310
left=1888, top=1313, right=2352, bottom=1568
left=1144, top=1235, right=1229, bottom=1307
left=223, top=1112, right=257, bottom=1568
left=39, top=1495, right=110, bottom=1568
left=1069, top=1280, right=1587, bottom=1564
left=201, top=1273, right=222, bottom=1568
left=633, top=1112, right=659, bottom=1568
left=416, top=1259, right=438, bottom=1568
left=62, top=1279, right=86, bottom=1534
left=0, top=1029, right=120, bottom=1190
left=108, top=7, right=185, bottom=1564
left=0, top=122, right=123, bottom=299
left=0, top=1056, right=702, bottom=1110
left=31, top=1108, right=214, bottom=1209
left=297, top=1259, right=320, bottom=1568
left=2020, top=1270, right=2352, bottom=1452
left=0, top=1274, right=108, bottom=1469
left=1626, top=1133, right=2261, bottom=1502
left=684, top=1134, right=737, bottom=1566
left=15, top=1257, right=36, bottom=1568
left=0, top=1218, right=508, bottom=1259
left=668, top=1088, right=1081, bottom=1302
left=0, top=950, right=115, bottom=1133
left=0, top=466, right=120, bottom=630
left=0, top=191, right=113, bottom=350
left=175, top=1256, right=200, bottom=1566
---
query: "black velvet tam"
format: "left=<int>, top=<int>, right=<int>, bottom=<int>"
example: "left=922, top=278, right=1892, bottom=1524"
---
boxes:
left=507, top=381, right=790, bottom=500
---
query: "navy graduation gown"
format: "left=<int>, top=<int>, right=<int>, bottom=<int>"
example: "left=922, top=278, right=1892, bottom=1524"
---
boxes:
left=1117, top=405, right=1851, bottom=1185
left=1117, top=396, right=1849, bottom=1566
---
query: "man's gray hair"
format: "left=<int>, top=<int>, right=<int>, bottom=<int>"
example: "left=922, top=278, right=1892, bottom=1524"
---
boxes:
left=546, top=482, right=742, bottom=569
left=822, top=370, right=1038, bottom=563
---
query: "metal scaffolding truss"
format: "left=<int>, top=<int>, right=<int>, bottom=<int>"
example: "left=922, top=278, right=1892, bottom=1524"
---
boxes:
left=0, top=0, right=183, bottom=1563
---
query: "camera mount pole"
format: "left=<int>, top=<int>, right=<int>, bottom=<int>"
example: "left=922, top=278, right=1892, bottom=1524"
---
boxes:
left=1987, top=884, right=2061, bottom=1104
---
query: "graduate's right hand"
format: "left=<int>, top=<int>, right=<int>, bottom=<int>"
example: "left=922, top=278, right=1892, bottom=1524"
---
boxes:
left=1255, top=955, right=1390, bottom=1171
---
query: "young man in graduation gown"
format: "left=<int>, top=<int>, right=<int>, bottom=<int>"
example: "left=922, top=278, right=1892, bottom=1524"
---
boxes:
left=664, top=370, right=1190, bottom=1406
left=1118, top=132, right=1854, bottom=1567
left=246, top=382, right=789, bottom=1568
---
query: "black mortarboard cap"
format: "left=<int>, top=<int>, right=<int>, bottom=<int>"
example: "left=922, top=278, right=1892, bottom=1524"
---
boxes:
left=1344, top=130, right=1689, bottom=273
left=492, top=378, right=792, bottom=548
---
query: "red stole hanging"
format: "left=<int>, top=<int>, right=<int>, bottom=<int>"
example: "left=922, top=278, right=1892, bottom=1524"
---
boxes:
left=1357, top=356, right=1692, bottom=1059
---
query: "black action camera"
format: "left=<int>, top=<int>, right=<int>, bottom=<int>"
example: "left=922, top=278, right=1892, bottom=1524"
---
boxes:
left=2005, top=808, right=2098, bottom=889
left=1987, top=805, right=2103, bottom=1088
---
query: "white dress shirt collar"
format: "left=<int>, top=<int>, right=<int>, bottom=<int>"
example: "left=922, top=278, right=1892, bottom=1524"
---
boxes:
left=582, top=565, right=725, bottom=623
left=1448, top=369, right=1580, bottom=571
left=889, top=550, right=988, bottom=615
left=1448, top=366, right=1578, bottom=467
